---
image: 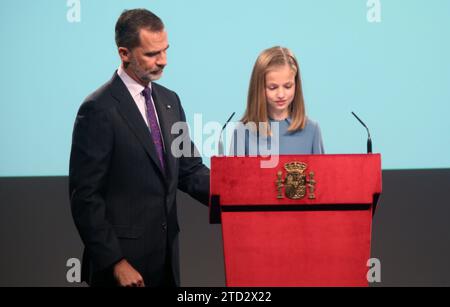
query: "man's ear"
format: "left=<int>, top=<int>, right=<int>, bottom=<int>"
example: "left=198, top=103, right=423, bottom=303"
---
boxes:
left=118, top=47, right=131, bottom=65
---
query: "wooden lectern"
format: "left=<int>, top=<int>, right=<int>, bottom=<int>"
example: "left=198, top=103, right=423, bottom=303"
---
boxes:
left=210, top=154, right=382, bottom=286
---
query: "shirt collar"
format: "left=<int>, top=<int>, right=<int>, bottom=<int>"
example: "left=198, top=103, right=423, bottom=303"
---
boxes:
left=269, top=116, right=292, bottom=124
left=117, top=65, right=152, bottom=99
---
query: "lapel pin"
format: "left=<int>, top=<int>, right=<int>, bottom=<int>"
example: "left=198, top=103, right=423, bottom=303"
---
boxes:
left=167, top=105, right=171, bottom=109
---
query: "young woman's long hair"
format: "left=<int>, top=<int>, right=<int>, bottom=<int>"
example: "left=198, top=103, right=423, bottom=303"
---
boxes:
left=241, top=46, right=306, bottom=136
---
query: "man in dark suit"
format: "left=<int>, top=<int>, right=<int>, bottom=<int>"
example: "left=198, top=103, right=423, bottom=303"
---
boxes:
left=69, top=9, right=210, bottom=287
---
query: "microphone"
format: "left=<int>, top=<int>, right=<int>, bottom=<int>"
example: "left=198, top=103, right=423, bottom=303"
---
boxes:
left=218, top=112, right=236, bottom=156
left=351, top=111, right=372, bottom=154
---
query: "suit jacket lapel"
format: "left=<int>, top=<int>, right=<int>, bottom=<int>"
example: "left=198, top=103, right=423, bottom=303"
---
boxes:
left=109, top=73, right=167, bottom=178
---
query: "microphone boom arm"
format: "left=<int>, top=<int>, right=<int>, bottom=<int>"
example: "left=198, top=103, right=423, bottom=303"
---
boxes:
left=351, top=111, right=372, bottom=154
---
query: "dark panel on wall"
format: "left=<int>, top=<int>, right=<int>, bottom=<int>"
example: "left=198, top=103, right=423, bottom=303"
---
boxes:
left=1, top=169, right=449, bottom=286
left=371, top=169, right=450, bottom=286
left=0, top=177, right=82, bottom=286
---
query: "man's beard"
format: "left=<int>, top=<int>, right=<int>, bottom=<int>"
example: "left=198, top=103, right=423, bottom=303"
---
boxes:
left=128, top=58, right=164, bottom=83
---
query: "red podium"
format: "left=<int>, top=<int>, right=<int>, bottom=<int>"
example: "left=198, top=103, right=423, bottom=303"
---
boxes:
left=210, top=154, right=382, bottom=287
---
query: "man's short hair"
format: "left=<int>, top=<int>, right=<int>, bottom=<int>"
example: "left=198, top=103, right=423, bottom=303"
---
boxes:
left=115, top=9, right=164, bottom=49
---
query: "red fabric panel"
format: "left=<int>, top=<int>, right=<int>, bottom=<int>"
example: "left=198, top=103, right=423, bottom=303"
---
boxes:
left=211, top=154, right=382, bottom=206
left=221, top=209, right=372, bottom=287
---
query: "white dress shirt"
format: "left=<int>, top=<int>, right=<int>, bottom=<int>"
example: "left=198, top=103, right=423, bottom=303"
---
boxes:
left=117, top=65, right=165, bottom=150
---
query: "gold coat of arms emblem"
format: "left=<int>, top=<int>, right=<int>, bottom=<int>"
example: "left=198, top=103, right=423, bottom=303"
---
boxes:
left=276, top=162, right=316, bottom=200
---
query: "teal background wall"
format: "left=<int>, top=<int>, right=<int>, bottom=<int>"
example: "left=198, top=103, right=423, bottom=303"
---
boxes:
left=1, top=0, right=449, bottom=176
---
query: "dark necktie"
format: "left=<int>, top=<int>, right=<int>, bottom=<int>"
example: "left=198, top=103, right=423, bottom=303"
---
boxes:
left=142, top=87, right=165, bottom=170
